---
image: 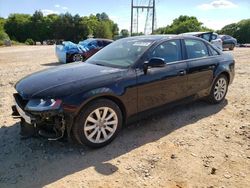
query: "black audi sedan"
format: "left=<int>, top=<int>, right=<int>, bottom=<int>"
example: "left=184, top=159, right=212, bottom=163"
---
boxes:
left=12, top=35, right=235, bottom=148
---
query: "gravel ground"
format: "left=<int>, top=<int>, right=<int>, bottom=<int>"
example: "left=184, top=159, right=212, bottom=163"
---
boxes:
left=0, top=46, right=249, bottom=188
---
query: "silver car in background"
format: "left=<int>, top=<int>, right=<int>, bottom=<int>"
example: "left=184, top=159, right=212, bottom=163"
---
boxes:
left=182, top=32, right=223, bottom=50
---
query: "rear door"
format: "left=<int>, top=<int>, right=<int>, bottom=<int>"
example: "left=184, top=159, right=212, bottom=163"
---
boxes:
left=184, top=39, right=216, bottom=95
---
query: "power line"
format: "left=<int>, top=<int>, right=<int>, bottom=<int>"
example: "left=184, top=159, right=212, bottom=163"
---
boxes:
left=130, top=0, right=156, bottom=35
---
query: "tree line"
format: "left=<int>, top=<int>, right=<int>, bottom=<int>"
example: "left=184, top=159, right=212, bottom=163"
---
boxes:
left=218, top=19, right=250, bottom=44
left=155, top=15, right=250, bottom=43
left=1, top=12, right=250, bottom=45
left=1, top=11, right=119, bottom=44
left=155, top=15, right=212, bottom=34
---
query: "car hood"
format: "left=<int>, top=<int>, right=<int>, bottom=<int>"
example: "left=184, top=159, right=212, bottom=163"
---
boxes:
left=15, top=63, right=124, bottom=99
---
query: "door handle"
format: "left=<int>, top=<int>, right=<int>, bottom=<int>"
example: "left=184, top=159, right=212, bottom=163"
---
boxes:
left=179, top=70, right=186, bottom=76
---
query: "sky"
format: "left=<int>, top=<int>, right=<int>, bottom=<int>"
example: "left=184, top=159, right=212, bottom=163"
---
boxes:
left=0, top=0, right=249, bottom=31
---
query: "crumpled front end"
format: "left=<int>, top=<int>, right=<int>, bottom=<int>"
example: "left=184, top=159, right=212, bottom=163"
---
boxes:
left=12, top=93, right=67, bottom=140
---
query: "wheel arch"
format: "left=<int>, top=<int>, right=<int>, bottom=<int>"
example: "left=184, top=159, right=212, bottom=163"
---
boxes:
left=207, top=70, right=231, bottom=95
left=216, top=71, right=230, bottom=83
left=74, top=94, right=127, bottom=124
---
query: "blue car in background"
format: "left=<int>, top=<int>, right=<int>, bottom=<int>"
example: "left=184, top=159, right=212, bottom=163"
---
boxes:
left=55, top=38, right=113, bottom=63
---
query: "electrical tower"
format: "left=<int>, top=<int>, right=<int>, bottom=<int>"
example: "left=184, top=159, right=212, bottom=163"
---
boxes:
left=130, top=0, right=156, bottom=35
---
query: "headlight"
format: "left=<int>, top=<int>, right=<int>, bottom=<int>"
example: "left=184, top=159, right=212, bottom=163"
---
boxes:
left=25, top=99, right=62, bottom=111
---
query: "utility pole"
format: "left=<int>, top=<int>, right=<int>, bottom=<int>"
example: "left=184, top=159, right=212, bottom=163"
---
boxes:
left=130, top=0, right=156, bottom=35
left=152, top=0, right=155, bottom=33
left=130, top=0, right=134, bottom=36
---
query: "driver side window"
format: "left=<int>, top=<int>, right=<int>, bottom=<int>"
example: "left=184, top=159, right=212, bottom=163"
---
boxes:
left=151, top=40, right=182, bottom=63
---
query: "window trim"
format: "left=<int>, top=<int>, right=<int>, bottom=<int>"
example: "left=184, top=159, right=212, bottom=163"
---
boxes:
left=207, top=44, right=220, bottom=56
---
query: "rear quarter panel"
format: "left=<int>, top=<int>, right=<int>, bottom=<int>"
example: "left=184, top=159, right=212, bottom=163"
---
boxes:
left=214, top=52, right=235, bottom=84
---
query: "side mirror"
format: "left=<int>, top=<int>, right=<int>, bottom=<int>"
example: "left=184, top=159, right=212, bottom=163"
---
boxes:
left=143, top=57, right=165, bottom=74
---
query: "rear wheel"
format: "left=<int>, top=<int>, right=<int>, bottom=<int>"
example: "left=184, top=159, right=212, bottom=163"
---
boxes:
left=207, top=74, right=228, bottom=104
left=229, top=44, right=235, bottom=50
left=72, top=54, right=84, bottom=62
left=72, top=99, right=122, bottom=148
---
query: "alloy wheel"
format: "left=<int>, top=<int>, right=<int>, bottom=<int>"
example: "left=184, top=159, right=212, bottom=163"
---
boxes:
left=214, top=77, right=227, bottom=101
left=73, top=54, right=83, bottom=62
left=83, top=107, right=118, bottom=144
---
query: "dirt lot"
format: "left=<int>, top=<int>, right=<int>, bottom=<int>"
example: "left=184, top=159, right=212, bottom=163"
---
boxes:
left=0, top=46, right=249, bottom=188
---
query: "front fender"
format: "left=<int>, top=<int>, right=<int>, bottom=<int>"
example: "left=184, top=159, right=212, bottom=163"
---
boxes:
left=62, top=86, right=126, bottom=115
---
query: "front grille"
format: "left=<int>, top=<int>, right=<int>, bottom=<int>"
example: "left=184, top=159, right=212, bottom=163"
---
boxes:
left=13, top=93, right=28, bottom=110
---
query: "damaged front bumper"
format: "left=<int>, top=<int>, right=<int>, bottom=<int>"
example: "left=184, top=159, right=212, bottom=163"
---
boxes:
left=12, top=93, right=67, bottom=140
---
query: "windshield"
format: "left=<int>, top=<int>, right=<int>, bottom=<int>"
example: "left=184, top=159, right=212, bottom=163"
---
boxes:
left=87, top=38, right=154, bottom=68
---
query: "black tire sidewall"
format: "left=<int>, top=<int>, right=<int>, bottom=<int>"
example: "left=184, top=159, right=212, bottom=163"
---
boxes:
left=229, top=44, right=235, bottom=50
left=72, top=99, right=123, bottom=148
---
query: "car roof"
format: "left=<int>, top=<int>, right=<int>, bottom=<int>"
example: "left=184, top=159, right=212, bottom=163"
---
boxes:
left=119, top=34, right=181, bottom=42
left=95, top=38, right=114, bottom=42
left=182, top=31, right=213, bottom=35
left=119, top=34, right=211, bottom=43
left=80, top=38, right=113, bottom=42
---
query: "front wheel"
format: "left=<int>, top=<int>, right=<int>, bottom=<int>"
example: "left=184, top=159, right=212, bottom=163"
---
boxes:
left=72, top=99, right=122, bottom=148
left=207, top=74, right=228, bottom=104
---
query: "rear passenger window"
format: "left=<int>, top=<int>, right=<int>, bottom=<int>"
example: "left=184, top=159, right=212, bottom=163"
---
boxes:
left=208, top=45, right=220, bottom=56
left=151, top=40, right=182, bottom=63
left=184, top=39, right=209, bottom=59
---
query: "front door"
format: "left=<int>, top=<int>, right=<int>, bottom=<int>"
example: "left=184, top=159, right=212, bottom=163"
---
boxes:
left=137, top=39, right=188, bottom=112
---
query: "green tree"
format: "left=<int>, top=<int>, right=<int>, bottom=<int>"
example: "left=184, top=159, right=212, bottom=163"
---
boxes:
left=96, top=12, right=109, bottom=21
left=30, top=10, right=47, bottom=43
left=120, top=29, right=129, bottom=38
left=131, top=32, right=144, bottom=36
left=219, top=23, right=238, bottom=36
left=111, top=23, right=119, bottom=38
left=4, top=13, right=31, bottom=42
left=235, top=19, right=250, bottom=43
left=94, top=21, right=113, bottom=39
left=3, top=11, right=119, bottom=43
left=0, top=17, right=10, bottom=44
left=45, top=14, right=59, bottom=40
left=155, top=15, right=210, bottom=34
left=219, top=19, right=250, bottom=43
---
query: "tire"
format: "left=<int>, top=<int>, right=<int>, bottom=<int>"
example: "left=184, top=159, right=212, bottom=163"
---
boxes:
left=72, top=99, right=123, bottom=148
left=72, top=53, right=84, bottom=62
left=229, top=45, right=235, bottom=51
left=207, top=74, right=228, bottom=104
